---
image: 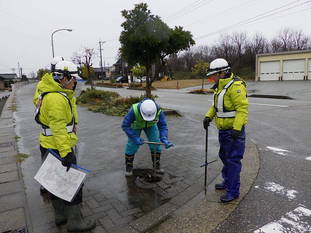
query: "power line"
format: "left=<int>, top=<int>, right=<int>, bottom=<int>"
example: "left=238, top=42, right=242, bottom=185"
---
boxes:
left=185, top=0, right=257, bottom=28
left=164, top=0, right=205, bottom=20
left=196, top=0, right=310, bottom=40
left=165, top=0, right=215, bottom=22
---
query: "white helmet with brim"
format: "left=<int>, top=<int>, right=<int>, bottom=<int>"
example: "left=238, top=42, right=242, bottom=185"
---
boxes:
left=206, top=58, right=231, bottom=77
left=140, top=99, right=157, bottom=121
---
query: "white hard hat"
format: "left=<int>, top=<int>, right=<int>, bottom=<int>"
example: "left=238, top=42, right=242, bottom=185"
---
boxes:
left=206, top=58, right=231, bottom=77
left=50, top=56, right=64, bottom=72
left=53, top=60, right=79, bottom=81
left=55, top=60, right=78, bottom=74
left=140, top=99, right=157, bottom=121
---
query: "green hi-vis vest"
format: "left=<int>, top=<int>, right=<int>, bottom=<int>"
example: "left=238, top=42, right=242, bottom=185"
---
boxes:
left=131, top=103, right=161, bottom=129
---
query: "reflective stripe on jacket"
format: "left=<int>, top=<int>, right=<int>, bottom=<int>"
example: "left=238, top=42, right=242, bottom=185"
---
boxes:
left=33, top=73, right=78, bottom=157
left=205, top=73, right=248, bottom=131
left=131, top=103, right=161, bottom=129
left=121, top=100, right=169, bottom=141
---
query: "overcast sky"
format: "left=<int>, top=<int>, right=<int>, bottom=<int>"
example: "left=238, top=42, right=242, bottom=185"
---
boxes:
left=1, top=0, right=310, bottom=76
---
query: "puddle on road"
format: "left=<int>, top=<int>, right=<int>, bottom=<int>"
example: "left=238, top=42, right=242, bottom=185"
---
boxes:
left=85, top=168, right=183, bottom=215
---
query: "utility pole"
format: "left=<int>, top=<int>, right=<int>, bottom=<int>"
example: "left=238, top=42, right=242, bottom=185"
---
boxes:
left=99, top=40, right=105, bottom=79
left=17, top=62, right=22, bottom=78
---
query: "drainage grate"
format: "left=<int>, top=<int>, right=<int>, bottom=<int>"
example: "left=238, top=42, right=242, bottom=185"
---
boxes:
left=2, top=227, right=28, bottom=233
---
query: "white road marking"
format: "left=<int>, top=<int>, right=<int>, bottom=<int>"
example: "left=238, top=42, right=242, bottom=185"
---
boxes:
left=254, top=206, right=311, bottom=233
left=305, top=156, right=311, bottom=161
left=250, top=102, right=288, bottom=108
left=266, top=146, right=290, bottom=156
left=263, top=182, right=297, bottom=200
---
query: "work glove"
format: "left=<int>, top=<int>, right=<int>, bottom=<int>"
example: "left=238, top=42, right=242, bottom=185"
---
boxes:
left=161, top=138, right=174, bottom=149
left=133, top=137, right=144, bottom=145
left=61, top=152, right=76, bottom=172
left=231, top=129, right=242, bottom=140
left=203, top=117, right=211, bottom=129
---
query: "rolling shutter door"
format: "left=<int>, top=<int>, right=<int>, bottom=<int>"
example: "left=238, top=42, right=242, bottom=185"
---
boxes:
left=283, top=59, right=304, bottom=80
left=260, top=61, right=280, bottom=81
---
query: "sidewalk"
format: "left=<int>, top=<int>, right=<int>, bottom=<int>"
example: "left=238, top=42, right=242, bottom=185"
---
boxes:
left=0, top=87, right=31, bottom=232
left=1, top=83, right=260, bottom=233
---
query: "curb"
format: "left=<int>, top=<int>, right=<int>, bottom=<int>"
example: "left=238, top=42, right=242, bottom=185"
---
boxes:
left=0, top=84, right=32, bottom=233
left=112, top=140, right=260, bottom=233
left=248, top=94, right=293, bottom=100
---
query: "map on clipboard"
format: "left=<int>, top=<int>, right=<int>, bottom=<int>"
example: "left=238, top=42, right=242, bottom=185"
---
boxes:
left=34, top=153, right=86, bottom=202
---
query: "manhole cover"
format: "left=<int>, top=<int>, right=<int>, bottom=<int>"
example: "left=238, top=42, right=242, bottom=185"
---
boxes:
left=133, top=168, right=163, bottom=189
left=0, top=142, right=14, bottom=148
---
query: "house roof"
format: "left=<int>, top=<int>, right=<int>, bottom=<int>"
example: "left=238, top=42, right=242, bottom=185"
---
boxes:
left=0, top=73, right=19, bottom=80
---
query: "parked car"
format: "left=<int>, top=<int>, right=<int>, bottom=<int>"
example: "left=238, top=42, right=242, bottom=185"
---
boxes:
left=136, top=76, right=146, bottom=83
left=115, top=76, right=128, bottom=83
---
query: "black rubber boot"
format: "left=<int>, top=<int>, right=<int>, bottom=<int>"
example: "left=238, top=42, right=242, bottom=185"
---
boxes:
left=51, top=199, right=67, bottom=226
left=215, top=182, right=227, bottom=190
left=125, top=154, right=134, bottom=176
left=151, top=152, right=164, bottom=174
left=66, top=205, right=96, bottom=232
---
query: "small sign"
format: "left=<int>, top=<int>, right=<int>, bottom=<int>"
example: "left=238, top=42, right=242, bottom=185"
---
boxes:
left=34, top=153, right=86, bottom=202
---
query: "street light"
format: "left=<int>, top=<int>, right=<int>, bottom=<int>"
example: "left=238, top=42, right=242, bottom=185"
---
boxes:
left=51, top=28, right=73, bottom=58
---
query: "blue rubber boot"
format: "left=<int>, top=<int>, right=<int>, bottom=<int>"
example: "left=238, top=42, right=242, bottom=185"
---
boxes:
left=220, top=193, right=239, bottom=203
left=215, top=182, right=226, bottom=190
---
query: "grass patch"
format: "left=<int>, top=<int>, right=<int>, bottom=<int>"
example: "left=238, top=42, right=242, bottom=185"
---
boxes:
left=151, top=79, right=214, bottom=89
left=16, top=153, right=29, bottom=162
left=95, top=82, right=124, bottom=88
left=77, top=88, right=156, bottom=116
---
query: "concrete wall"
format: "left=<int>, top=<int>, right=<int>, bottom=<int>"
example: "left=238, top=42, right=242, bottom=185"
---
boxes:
left=255, top=50, right=311, bottom=81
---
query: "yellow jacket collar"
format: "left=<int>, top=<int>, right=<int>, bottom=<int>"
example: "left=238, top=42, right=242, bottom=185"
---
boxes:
left=218, top=73, right=234, bottom=90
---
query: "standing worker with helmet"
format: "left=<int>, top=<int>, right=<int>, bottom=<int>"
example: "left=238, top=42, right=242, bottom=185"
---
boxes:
left=121, top=99, right=174, bottom=176
left=33, top=58, right=96, bottom=231
left=203, top=58, right=248, bottom=203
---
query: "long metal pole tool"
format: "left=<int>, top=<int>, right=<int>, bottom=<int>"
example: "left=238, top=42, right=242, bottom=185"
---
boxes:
left=204, top=128, right=208, bottom=195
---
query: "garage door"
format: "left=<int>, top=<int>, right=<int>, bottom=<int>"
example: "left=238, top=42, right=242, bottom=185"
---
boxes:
left=259, top=61, right=280, bottom=81
left=308, top=59, right=311, bottom=80
left=283, top=59, right=304, bottom=80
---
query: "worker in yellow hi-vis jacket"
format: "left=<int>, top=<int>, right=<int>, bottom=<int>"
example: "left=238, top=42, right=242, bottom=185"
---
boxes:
left=203, top=58, right=248, bottom=203
left=33, top=57, right=96, bottom=232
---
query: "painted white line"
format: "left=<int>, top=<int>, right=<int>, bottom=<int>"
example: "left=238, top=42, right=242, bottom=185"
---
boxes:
left=266, top=146, right=290, bottom=156
left=254, top=206, right=311, bottom=233
left=263, top=182, right=297, bottom=200
left=305, top=156, right=311, bottom=161
left=250, top=102, right=288, bottom=108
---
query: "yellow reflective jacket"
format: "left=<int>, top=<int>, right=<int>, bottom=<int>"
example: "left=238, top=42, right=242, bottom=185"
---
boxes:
left=33, top=73, right=78, bottom=157
left=205, top=73, right=248, bottom=131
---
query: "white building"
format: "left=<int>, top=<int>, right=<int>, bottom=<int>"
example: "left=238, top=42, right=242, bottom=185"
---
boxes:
left=255, top=50, right=311, bottom=81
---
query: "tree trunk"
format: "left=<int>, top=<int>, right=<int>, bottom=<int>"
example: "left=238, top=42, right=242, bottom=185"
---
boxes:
left=87, top=65, right=94, bottom=89
left=201, top=77, right=204, bottom=90
left=145, top=66, right=152, bottom=98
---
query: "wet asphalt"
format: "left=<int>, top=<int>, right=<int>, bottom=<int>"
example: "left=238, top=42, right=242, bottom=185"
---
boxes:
left=13, top=80, right=311, bottom=232
left=85, top=81, right=311, bottom=233
left=14, top=83, right=221, bottom=233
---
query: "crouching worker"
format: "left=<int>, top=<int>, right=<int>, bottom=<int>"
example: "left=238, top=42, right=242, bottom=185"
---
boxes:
left=121, top=99, right=173, bottom=176
left=33, top=58, right=96, bottom=232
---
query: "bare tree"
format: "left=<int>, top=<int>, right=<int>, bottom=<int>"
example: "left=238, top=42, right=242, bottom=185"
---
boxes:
left=72, top=48, right=95, bottom=88
left=71, top=52, right=83, bottom=69
left=292, top=29, right=309, bottom=50
left=270, top=28, right=310, bottom=52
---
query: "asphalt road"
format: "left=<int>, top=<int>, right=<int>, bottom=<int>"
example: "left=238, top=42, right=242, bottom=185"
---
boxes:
left=92, top=80, right=311, bottom=233
left=13, top=80, right=311, bottom=232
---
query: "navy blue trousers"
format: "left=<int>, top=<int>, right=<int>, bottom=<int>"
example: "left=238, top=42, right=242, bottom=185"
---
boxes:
left=218, top=128, right=245, bottom=197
